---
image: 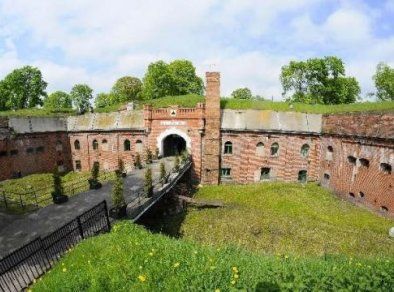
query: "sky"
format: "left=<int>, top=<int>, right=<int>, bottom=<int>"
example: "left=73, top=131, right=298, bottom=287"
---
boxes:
left=0, top=0, right=393, bottom=100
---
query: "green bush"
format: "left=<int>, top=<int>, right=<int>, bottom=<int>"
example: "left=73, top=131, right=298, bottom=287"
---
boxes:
left=91, top=162, right=100, bottom=182
left=145, top=148, right=153, bottom=164
left=111, top=175, right=125, bottom=208
left=144, top=168, right=153, bottom=197
left=160, top=162, right=166, bottom=185
left=134, top=153, right=142, bottom=169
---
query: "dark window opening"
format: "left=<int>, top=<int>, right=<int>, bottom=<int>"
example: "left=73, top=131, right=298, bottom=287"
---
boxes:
left=327, top=146, right=333, bottom=152
left=359, top=191, right=365, bottom=198
left=75, top=160, right=81, bottom=171
left=270, top=143, right=279, bottom=156
left=323, top=173, right=330, bottom=185
left=12, top=171, right=22, bottom=178
left=124, top=139, right=131, bottom=151
left=380, top=163, right=392, bottom=174
left=74, top=140, right=80, bottom=150
left=102, top=139, right=108, bottom=144
left=326, top=146, right=334, bottom=160
left=359, top=158, right=369, bottom=168
left=0, top=151, right=7, bottom=157
left=163, top=135, right=186, bottom=157
left=347, top=156, right=357, bottom=165
left=10, top=149, right=18, bottom=156
left=324, top=173, right=330, bottom=180
left=36, top=146, right=44, bottom=153
left=298, top=170, right=307, bottom=183
left=220, top=168, right=231, bottom=177
left=260, top=168, right=271, bottom=180
left=93, top=161, right=99, bottom=169
left=92, top=140, right=99, bottom=150
left=381, top=206, right=388, bottom=212
left=224, top=141, right=233, bottom=154
left=26, top=148, right=34, bottom=154
left=349, top=192, right=355, bottom=198
left=300, top=144, right=310, bottom=158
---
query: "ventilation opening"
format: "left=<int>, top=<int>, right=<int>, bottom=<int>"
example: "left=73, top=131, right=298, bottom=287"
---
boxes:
left=381, top=206, right=388, bottom=213
left=347, top=156, right=357, bottom=165
left=380, top=163, right=392, bottom=174
left=260, top=168, right=271, bottom=180
left=359, top=158, right=369, bottom=168
left=359, top=191, right=365, bottom=198
left=298, top=170, right=307, bottom=183
left=349, top=192, right=355, bottom=198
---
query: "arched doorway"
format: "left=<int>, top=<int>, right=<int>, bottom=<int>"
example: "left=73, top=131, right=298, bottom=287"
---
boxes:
left=162, top=134, right=186, bottom=157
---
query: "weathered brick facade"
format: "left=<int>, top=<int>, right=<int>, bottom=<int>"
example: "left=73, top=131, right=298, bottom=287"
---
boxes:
left=0, top=73, right=392, bottom=215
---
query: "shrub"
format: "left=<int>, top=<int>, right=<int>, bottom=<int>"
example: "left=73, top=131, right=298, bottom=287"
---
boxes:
left=144, top=168, right=153, bottom=197
left=111, top=175, right=125, bottom=208
left=91, top=162, right=100, bottom=182
left=154, top=147, right=160, bottom=160
left=173, top=156, right=180, bottom=172
left=160, top=162, right=166, bottom=185
left=52, top=169, right=63, bottom=197
left=145, top=148, right=153, bottom=164
left=180, top=150, right=189, bottom=163
left=117, top=159, right=126, bottom=177
left=134, top=153, right=142, bottom=169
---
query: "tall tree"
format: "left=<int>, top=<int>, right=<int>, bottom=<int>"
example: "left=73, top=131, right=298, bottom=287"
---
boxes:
left=373, top=62, right=394, bottom=101
left=168, top=60, right=203, bottom=95
left=43, top=91, right=72, bottom=110
left=112, top=76, right=142, bottom=102
left=70, top=84, right=93, bottom=114
left=1, top=66, right=47, bottom=109
left=94, top=92, right=118, bottom=108
left=231, top=88, right=252, bottom=99
left=142, top=61, right=174, bottom=99
left=281, top=57, right=360, bottom=104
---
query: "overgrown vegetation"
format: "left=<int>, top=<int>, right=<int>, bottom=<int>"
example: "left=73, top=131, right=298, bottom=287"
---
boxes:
left=32, top=221, right=394, bottom=291
left=180, top=183, right=394, bottom=258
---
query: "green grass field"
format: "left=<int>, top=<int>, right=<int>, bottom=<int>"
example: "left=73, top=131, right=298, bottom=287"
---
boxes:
left=0, top=171, right=115, bottom=213
left=180, top=183, right=394, bottom=258
left=31, top=221, right=394, bottom=291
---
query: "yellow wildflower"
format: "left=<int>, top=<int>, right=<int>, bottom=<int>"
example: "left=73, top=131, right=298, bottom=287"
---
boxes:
left=149, top=252, right=154, bottom=256
left=215, top=289, right=221, bottom=292
left=62, top=268, right=67, bottom=272
left=232, top=266, right=238, bottom=273
left=138, top=275, right=146, bottom=282
left=233, top=274, right=239, bottom=279
left=231, top=280, right=236, bottom=285
left=173, top=262, right=180, bottom=268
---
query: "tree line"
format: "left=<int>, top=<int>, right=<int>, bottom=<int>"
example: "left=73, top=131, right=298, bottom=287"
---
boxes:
left=0, top=57, right=392, bottom=113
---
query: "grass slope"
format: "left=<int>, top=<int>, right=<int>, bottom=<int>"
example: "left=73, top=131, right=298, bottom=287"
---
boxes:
left=180, top=183, right=394, bottom=258
left=0, top=108, right=75, bottom=117
left=32, top=222, right=394, bottom=291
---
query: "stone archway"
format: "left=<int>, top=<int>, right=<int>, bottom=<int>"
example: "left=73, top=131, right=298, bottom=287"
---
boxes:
left=157, top=128, right=191, bottom=157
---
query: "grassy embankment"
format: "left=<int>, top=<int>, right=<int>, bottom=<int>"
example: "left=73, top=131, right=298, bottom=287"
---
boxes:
left=0, top=171, right=115, bottom=213
left=31, top=183, right=394, bottom=291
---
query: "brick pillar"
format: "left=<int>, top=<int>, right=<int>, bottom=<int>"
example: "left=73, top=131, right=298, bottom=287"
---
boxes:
left=201, top=72, right=221, bottom=185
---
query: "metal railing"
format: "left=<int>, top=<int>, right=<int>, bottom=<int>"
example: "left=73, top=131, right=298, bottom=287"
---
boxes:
left=0, top=200, right=110, bottom=292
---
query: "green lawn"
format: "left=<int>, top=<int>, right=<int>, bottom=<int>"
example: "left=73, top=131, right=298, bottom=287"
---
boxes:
left=0, top=171, right=115, bottom=213
left=180, top=183, right=394, bottom=258
left=31, top=221, right=394, bottom=291
left=0, top=108, right=76, bottom=117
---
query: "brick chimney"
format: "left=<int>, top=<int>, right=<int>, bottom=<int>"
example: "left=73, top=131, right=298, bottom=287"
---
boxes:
left=201, top=72, right=221, bottom=185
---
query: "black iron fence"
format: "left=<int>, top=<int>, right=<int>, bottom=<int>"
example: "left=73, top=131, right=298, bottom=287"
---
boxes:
left=0, top=172, right=114, bottom=213
left=0, top=200, right=110, bottom=292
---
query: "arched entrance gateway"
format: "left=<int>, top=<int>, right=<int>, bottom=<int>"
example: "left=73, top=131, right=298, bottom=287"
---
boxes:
left=162, top=134, right=186, bottom=156
left=157, top=128, right=191, bottom=157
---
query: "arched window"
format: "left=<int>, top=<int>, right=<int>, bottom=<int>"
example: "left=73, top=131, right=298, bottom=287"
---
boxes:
left=298, top=170, right=307, bottom=183
left=347, top=156, right=357, bottom=165
left=326, top=146, right=333, bottom=161
left=359, top=191, right=365, bottom=198
left=300, top=144, right=310, bottom=158
left=135, top=140, right=143, bottom=153
left=92, top=140, right=99, bottom=150
left=270, top=142, right=279, bottom=156
left=349, top=192, right=355, bottom=198
left=380, top=163, right=392, bottom=174
left=256, top=142, right=264, bottom=156
left=102, top=139, right=108, bottom=144
left=56, top=140, right=63, bottom=151
left=224, top=141, right=232, bottom=154
left=124, top=139, right=131, bottom=151
left=74, top=140, right=80, bottom=150
left=359, top=158, right=369, bottom=168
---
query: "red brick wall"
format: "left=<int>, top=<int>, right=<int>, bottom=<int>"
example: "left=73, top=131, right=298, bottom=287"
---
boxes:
left=220, top=132, right=321, bottom=183
left=320, top=136, right=394, bottom=213
left=0, top=132, right=72, bottom=181
left=68, top=131, right=146, bottom=172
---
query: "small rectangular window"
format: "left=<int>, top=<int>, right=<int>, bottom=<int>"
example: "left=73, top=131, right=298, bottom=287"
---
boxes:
left=36, top=146, right=45, bottom=153
left=26, top=148, right=34, bottom=154
left=0, top=151, right=7, bottom=157
left=10, top=149, right=18, bottom=156
left=260, top=168, right=271, bottom=180
left=75, top=160, right=82, bottom=171
left=220, top=168, right=231, bottom=177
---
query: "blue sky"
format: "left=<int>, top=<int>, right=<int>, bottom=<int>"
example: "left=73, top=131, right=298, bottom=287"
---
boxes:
left=0, top=0, right=393, bottom=100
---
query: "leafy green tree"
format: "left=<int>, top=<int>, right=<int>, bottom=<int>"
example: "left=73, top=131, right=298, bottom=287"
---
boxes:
left=142, top=61, right=174, bottom=99
left=281, top=57, right=360, bottom=104
left=43, top=91, right=72, bottom=110
left=168, top=60, right=203, bottom=95
left=112, top=76, right=142, bottom=102
left=231, top=88, right=252, bottom=99
left=144, top=168, right=153, bottom=197
left=373, top=63, right=394, bottom=101
left=159, top=162, right=166, bottom=185
left=1, top=66, right=47, bottom=109
left=111, top=174, right=125, bottom=208
left=94, top=92, right=118, bottom=108
left=70, top=84, right=93, bottom=113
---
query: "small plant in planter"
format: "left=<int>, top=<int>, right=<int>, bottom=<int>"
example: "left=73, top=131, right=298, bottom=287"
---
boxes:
left=88, top=162, right=102, bottom=190
left=118, top=159, right=126, bottom=178
left=160, top=162, right=167, bottom=185
left=109, top=173, right=126, bottom=219
left=145, top=147, right=153, bottom=164
left=144, top=167, right=153, bottom=197
left=51, top=169, right=68, bottom=204
left=134, top=153, right=142, bottom=169
left=173, top=156, right=180, bottom=173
